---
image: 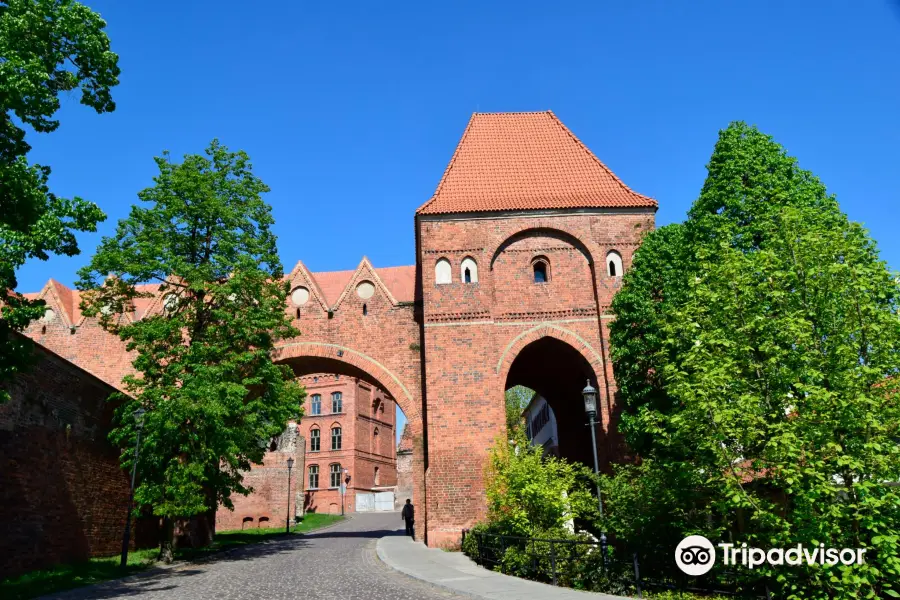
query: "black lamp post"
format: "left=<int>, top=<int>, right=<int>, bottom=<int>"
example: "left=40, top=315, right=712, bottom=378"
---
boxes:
left=582, top=380, right=608, bottom=560
left=285, top=457, right=295, bottom=533
left=342, top=469, right=350, bottom=516
left=120, top=407, right=146, bottom=568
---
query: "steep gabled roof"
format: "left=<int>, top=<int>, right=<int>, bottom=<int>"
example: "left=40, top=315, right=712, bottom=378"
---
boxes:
left=308, top=264, right=416, bottom=307
left=417, top=111, right=656, bottom=215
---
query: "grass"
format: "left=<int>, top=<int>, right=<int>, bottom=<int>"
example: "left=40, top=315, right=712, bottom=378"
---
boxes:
left=0, top=513, right=342, bottom=600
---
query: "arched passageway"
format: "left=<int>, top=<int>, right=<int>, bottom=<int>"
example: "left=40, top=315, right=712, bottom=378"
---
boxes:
left=504, top=336, right=606, bottom=471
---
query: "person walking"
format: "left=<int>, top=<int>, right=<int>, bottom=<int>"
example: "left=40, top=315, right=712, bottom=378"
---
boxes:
left=401, top=498, right=415, bottom=539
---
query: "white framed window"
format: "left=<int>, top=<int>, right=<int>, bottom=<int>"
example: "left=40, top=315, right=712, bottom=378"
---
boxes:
left=309, top=428, right=320, bottom=452
left=435, top=258, right=452, bottom=285
left=310, top=394, right=321, bottom=415
left=331, top=426, right=342, bottom=450
left=607, top=250, right=623, bottom=277
left=330, top=463, right=342, bottom=488
left=308, top=465, right=319, bottom=489
left=332, top=392, right=343, bottom=413
left=461, top=257, right=478, bottom=283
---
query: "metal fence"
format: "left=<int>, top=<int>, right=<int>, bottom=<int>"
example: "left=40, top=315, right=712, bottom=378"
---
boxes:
left=463, top=530, right=772, bottom=599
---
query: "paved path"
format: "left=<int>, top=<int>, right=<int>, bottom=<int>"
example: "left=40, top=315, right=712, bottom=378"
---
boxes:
left=46, top=512, right=470, bottom=600
left=378, top=535, right=625, bottom=600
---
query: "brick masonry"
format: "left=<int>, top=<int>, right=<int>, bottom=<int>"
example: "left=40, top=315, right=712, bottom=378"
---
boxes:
left=0, top=333, right=155, bottom=578
left=215, top=373, right=397, bottom=530
left=18, top=112, right=656, bottom=550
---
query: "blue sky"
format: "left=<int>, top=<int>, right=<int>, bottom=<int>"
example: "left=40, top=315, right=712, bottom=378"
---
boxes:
left=16, top=1, right=900, bottom=439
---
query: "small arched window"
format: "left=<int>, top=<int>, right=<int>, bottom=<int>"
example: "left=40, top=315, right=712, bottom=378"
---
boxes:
left=374, top=466, right=380, bottom=485
left=373, top=427, right=380, bottom=453
left=607, top=251, right=623, bottom=278
left=532, top=257, right=549, bottom=284
left=461, top=257, right=478, bottom=283
left=435, top=258, right=452, bottom=285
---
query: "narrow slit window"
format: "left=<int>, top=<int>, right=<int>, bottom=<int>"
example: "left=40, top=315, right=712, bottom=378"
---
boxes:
left=533, top=260, right=548, bottom=283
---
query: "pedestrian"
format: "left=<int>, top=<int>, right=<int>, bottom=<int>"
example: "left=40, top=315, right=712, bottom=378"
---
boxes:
left=401, top=498, right=415, bottom=539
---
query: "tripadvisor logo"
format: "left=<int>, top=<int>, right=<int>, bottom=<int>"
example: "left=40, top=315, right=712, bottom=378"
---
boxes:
left=675, top=536, right=868, bottom=576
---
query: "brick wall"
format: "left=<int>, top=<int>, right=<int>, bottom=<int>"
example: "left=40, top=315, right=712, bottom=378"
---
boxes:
left=417, top=209, right=654, bottom=547
left=0, top=333, right=153, bottom=578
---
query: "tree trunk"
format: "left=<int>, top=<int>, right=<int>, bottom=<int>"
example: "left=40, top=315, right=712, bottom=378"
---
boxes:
left=186, top=487, right=217, bottom=548
left=159, top=516, right=177, bottom=564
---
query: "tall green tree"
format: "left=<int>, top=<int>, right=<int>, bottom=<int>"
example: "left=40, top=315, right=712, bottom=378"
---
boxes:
left=0, top=0, right=118, bottom=399
left=77, top=140, right=304, bottom=562
left=609, top=123, right=900, bottom=599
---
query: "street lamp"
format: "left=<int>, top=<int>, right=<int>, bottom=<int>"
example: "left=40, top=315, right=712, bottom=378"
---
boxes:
left=582, top=380, right=609, bottom=560
left=285, top=457, right=295, bottom=533
left=120, top=407, right=146, bottom=568
left=341, top=469, right=350, bottom=516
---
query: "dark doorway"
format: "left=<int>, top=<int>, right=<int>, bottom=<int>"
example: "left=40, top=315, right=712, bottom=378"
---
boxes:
left=504, top=337, right=603, bottom=470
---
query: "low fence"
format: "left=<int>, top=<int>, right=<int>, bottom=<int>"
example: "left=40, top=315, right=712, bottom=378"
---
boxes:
left=462, top=530, right=773, bottom=599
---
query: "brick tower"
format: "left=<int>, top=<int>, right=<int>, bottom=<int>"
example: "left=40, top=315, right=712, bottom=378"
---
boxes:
left=415, top=111, right=656, bottom=546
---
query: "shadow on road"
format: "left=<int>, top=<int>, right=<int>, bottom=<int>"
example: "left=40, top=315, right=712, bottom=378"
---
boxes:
left=301, top=528, right=405, bottom=540
left=48, top=538, right=312, bottom=600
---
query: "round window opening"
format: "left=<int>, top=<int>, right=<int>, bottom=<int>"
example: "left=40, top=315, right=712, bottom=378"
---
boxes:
left=356, top=281, right=375, bottom=300
left=291, top=286, right=310, bottom=306
left=41, top=308, right=56, bottom=323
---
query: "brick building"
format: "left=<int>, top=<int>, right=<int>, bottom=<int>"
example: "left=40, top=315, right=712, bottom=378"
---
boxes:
left=214, top=373, right=397, bottom=529
left=19, top=110, right=656, bottom=548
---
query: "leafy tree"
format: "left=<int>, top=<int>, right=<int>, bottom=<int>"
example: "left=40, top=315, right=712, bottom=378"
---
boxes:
left=77, top=140, right=305, bottom=562
left=609, top=122, right=900, bottom=598
left=0, top=0, right=118, bottom=399
left=505, top=385, right=532, bottom=432
left=483, top=427, right=597, bottom=537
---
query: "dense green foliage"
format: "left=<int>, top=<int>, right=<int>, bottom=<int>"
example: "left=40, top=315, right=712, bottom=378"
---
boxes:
left=0, top=0, right=118, bottom=399
left=504, top=385, right=532, bottom=432
left=77, top=140, right=304, bottom=560
left=608, top=122, right=900, bottom=599
left=483, top=427, right=598, bottom=536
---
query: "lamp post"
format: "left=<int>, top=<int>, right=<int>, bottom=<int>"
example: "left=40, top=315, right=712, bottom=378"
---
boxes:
left=342, top=469, right=350, bottom=516
left=120, top=407, right=146, bottom=568
left=285, top=457, right=295, bottom=533
left=582, top=380, right=608, bottom=562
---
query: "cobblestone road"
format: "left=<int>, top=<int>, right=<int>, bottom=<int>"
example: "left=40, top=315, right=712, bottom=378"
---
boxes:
left=47, top=513, right=470, bottom=600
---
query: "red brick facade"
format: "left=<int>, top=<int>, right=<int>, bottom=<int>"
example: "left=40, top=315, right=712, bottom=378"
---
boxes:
left=19, top=111, right=656, bottom=548
left=214, top=373, right=397, bottom=530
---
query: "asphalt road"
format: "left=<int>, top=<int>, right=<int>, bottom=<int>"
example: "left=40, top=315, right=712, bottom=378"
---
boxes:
left=47, top=512, right=469, bottom=600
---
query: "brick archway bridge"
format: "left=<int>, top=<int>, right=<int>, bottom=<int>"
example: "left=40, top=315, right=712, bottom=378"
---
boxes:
left=23, top=111, right=656, bottom=547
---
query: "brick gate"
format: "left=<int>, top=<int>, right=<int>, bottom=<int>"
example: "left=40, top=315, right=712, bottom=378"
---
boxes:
left=20, top=110, right=656, bottom=548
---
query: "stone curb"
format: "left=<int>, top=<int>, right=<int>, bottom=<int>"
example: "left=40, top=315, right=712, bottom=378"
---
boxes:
left=375, top=536, right=626, bottom=600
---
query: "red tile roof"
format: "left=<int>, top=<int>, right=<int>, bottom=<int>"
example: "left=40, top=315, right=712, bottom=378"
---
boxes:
left=417, top=111, right=656, bottom=215
left=369, top=265, right=416, bottom=304
left=307, top=266, right=416, bottom=306
left=310, top=270, right=356, bottom=307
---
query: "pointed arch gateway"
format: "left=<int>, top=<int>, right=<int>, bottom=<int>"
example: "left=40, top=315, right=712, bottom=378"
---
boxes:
left=272, top=340, right=425, bottom=538
left=498, top=325, right=609, bottom=471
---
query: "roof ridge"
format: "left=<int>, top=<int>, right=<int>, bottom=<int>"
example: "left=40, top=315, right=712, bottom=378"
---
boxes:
left=545, top=110, right=655, bottom=204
